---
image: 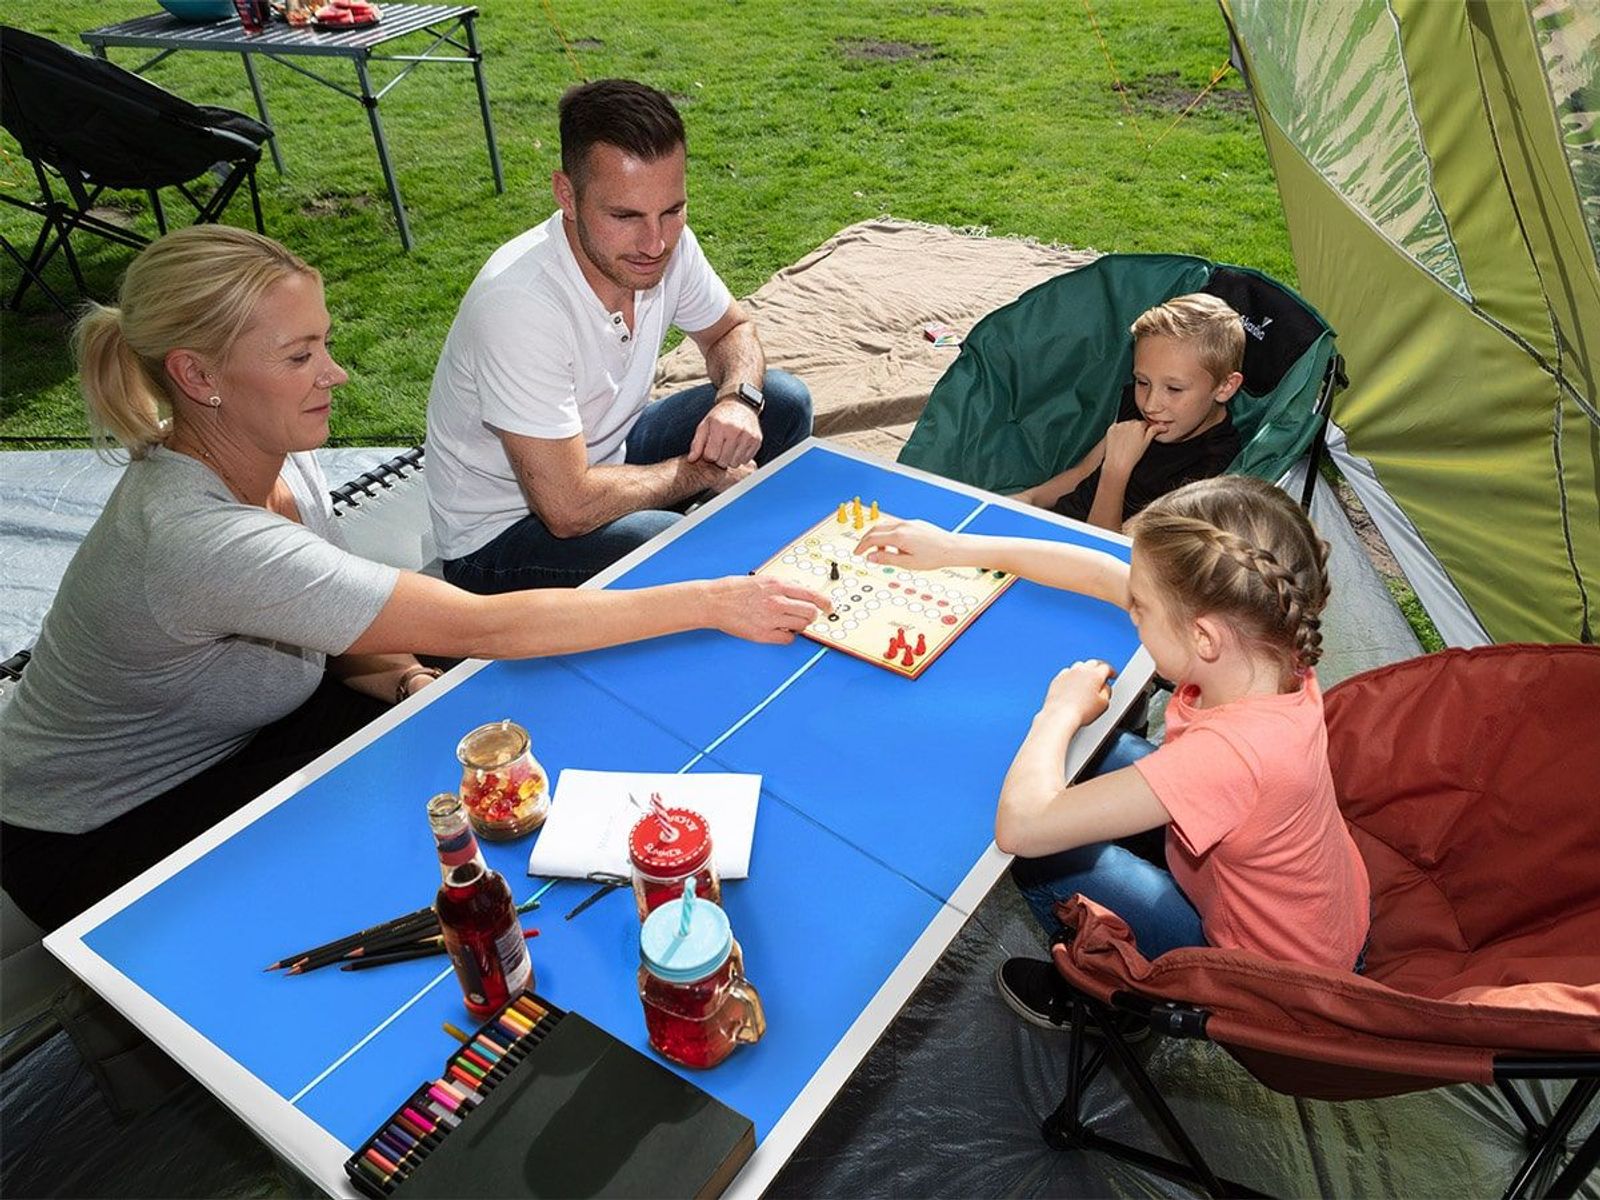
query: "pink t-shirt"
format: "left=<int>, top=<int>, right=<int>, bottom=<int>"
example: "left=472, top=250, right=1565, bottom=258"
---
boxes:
left=1133, top=671, right=1370, bottom=969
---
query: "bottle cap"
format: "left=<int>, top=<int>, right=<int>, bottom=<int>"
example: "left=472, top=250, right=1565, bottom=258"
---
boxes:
left=427, top=794, right=477, bottom=867
left=639, top=878, right=732, bottom=984
left=628, top=807, right=712, bottom=876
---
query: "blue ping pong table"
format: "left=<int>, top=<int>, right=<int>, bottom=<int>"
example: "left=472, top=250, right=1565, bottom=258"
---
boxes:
left=46, top=440, right=1151, bottom=1197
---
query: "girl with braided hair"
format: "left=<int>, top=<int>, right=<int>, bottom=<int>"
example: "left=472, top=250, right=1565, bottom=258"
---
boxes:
left=855, top=475, right=1370, bottom=1031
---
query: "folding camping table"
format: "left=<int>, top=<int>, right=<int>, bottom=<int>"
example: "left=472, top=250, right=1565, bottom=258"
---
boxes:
left=44, top=441, right=1153, bottom=1197
left=79, top=4, right=503, bottom=251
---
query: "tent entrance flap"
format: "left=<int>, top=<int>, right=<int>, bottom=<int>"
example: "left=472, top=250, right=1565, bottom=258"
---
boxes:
left=1221, top=0, right=1599, bottom=646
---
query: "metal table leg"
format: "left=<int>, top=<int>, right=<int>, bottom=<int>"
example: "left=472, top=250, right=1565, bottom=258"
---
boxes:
left=353, top=58, right=413, bottom=252
left=239, top=52, right=286, bottom=175
left=463, top=14, right=504, bottom=194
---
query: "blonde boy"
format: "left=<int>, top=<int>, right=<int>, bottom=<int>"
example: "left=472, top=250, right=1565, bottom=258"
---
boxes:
left=1016, top=293, right=1246, bottom=531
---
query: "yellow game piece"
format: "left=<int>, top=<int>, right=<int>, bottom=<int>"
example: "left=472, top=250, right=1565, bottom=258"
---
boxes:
left=837, top=503, right=848, bottom=525
left=852, top=496, right=862, bottom=521
left=869, top=500, right=879, bottom=521
left=853, top=508, right=864, bottom=531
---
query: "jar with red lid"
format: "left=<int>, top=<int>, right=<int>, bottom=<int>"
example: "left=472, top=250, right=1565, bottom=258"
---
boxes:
left=637, top=879, right=764, bottom=1069
left=628, top=806, right=720, bottom=920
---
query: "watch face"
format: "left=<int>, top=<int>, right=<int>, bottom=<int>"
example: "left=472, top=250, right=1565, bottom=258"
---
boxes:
left=738, top=382, right=764, bottom=410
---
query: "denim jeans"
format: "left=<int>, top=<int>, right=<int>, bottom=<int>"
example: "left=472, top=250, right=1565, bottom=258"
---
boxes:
left=1009, top=730, right=1207, bottom=958
left=443, top=369, right=813, bottom=593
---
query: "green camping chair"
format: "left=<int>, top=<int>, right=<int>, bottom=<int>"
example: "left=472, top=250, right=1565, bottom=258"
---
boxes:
left=898, top=254, right=1346, bottom=510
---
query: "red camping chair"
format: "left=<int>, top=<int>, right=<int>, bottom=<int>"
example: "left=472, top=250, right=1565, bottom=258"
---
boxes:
left=1044, top=644, right=1600, bottom=1199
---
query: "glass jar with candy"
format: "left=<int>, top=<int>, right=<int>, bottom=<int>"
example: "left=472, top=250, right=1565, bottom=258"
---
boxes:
left=628, top=800, right=720, bottom=920
left=637, top=879, right=764, bottom=1069
left=456, top=719, right=548, bottom=841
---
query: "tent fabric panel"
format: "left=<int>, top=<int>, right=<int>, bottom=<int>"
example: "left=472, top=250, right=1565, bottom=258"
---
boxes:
left=1326, top=423, right=1489, bottom=647
left=1557, top=395, right=1600, bottom=643
left=1226, top=0, right=1468, bottom=296
left=1530, top=0, right=1600, bottom=267
left=1475, top=0, right=1600, bottom=413
left=1239, top=87, right=1588, bottom=644
left=1391, top=0, right=1556, bottom=362
left=1371, top=442, right=1585, bottom=646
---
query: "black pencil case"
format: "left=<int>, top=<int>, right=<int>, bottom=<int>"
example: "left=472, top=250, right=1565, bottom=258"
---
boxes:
left=344, top=990, right=755, bottom=1199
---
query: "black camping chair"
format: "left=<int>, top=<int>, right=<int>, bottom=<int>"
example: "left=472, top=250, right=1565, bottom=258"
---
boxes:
left=0, top=26, right=271, bottom=310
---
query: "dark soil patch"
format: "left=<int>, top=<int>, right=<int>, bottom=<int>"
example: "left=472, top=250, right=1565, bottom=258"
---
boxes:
left=837, top=38, right=937, bottom=63
left=568, top=37, right=603, bottom=50
left=1332, top=476, right=1404, bottom=579
left=85, top=205, right=139, bottom=228
left=1115, top=71, right=1254, bottom=118
left=300, top=192, right=376, bottom=218
left=927, top=4, right=983, bottom=15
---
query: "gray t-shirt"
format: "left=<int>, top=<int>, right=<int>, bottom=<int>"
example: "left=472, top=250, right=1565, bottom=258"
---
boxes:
left=0, top=448, right=399, bottom=833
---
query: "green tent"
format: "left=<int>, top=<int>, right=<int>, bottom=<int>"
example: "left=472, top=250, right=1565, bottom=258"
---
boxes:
left=1221, top=0, right=1598, bottom=646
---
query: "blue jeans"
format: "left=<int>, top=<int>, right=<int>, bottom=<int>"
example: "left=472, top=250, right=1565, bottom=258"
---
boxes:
left=1009, top=731, right=1207, bottom=958
left=443, top=369, right=813, bottom=593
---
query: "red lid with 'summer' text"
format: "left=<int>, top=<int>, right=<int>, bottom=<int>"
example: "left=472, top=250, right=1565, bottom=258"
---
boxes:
left=628, top=808, right=712, bottom=877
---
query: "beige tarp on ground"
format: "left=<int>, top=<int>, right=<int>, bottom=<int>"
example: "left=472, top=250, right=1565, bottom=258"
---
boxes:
left=653, top=217, right=1097, bottom=460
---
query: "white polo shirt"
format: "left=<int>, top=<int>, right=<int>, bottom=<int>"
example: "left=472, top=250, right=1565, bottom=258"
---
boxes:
left=424, top=210, right=732, bottom=560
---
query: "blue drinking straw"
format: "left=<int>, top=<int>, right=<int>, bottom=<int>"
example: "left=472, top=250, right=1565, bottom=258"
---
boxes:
left=678, top=876, right=698, bottom=938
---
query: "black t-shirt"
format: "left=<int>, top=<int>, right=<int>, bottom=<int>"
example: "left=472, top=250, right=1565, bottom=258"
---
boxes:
left=1052, top=388, right=1241, bottom=525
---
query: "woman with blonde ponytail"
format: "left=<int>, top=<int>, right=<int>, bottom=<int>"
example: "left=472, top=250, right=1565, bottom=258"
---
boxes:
left=0, top=227, right=825, bottom=930
left=854, top=475, right=1370, bottom=1031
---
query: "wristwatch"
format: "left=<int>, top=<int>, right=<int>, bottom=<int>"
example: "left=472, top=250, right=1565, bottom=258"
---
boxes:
left=719, top=381, right=764, bottom=415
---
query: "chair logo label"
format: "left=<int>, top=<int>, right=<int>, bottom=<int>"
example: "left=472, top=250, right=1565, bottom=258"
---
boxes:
left=1241, top=314, right=1274, bottom=341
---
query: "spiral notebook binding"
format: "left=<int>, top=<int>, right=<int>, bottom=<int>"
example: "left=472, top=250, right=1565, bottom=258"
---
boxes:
left=331, top=446, right=425, bottom=512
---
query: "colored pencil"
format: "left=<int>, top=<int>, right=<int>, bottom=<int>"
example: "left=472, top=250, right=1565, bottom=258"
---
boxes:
left=343, top=928, right=446, bottom=959
left=267, top=904, right=437, bottom=971
left=340, top=929, right=538, bottom=971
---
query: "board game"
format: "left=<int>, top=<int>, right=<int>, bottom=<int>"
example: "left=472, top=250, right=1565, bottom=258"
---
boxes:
left=753, top=498, right=1016, bottom=679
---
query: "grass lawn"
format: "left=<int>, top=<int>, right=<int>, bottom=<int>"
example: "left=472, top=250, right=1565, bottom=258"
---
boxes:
left=1, top=0, right=1289, bottom=445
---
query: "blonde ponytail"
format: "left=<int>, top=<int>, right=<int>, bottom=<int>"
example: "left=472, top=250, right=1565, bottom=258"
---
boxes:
left=70, top=226, right=318, bottom=458
left=73, top=302, right=170, bottom=458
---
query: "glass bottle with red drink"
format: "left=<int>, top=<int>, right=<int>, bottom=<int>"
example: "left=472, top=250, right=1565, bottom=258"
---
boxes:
left=427, top=793, right=532, bottom=1018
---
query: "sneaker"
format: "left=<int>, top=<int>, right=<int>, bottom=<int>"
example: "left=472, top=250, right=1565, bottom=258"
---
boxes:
left=994, top=957, right=1150, bottom=1041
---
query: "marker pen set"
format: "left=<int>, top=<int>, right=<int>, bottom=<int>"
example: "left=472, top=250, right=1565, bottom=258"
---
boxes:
left=344, top=992, right=561, bottom=1198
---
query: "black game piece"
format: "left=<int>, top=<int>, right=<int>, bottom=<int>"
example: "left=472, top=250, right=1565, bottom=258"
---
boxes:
left=830, top=562, right=840, bottom=581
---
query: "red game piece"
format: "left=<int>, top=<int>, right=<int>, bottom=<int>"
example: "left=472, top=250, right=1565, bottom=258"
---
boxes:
left=884, top=638, right=900, bottom=660
left=914, top=633, right=927, bottom=656
left=901, top=646, right=916, bottom=669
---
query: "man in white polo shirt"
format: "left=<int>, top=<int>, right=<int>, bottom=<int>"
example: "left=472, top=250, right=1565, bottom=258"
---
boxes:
left=425, top=78, right=813, bottom=592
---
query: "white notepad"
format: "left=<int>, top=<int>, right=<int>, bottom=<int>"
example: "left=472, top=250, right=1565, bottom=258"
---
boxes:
left=526, top=769, right=761, bottom=880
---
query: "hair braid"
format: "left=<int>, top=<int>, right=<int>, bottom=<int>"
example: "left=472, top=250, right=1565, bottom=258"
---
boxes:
left=1127, top=476, right=1331, bottom=673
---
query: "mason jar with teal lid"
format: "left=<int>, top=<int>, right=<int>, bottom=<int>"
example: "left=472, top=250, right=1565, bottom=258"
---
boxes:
left=637, top=879, right=765, bottom=1069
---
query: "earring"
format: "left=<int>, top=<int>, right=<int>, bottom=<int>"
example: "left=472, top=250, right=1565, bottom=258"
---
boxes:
left=205, top=394, right=223, bottom=409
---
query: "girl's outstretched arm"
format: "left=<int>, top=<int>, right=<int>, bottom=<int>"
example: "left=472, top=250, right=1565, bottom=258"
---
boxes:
left=855, top=519, right=1130, bottom=608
